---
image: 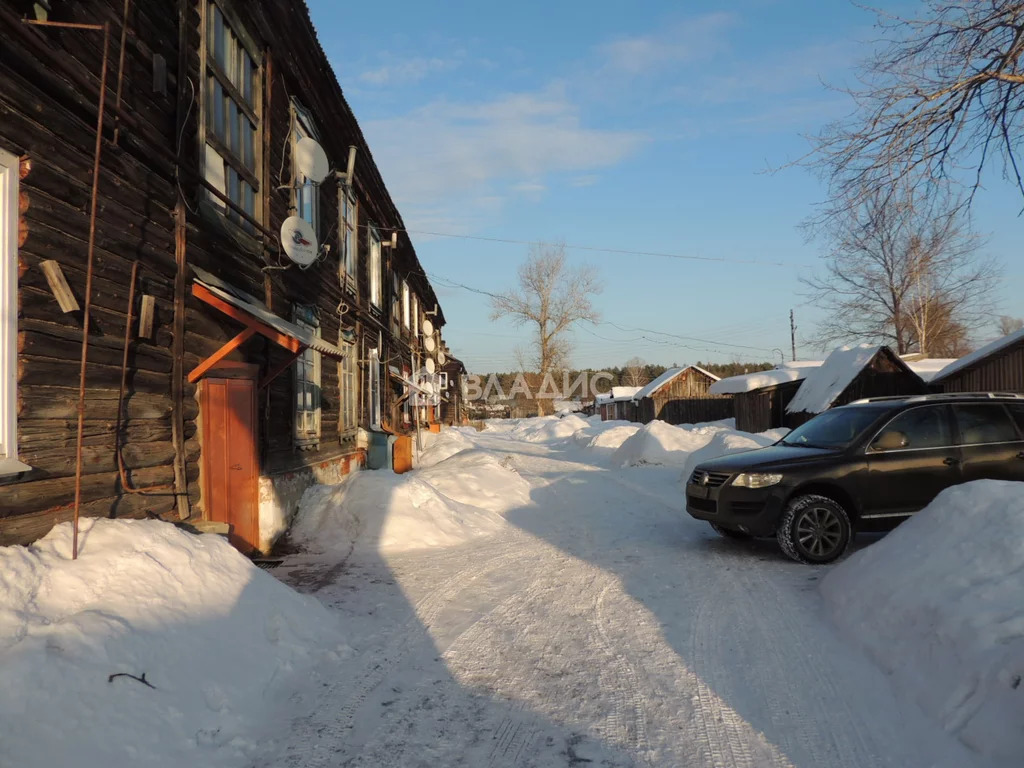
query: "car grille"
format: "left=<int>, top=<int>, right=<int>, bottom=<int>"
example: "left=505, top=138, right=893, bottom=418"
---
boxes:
left=689, top=470, right=731, bottom=488
left=687, top=496, right=717, bottom=513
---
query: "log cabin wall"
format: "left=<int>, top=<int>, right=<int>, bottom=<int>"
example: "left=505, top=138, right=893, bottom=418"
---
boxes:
left=0, top=0, right=449, bottom=550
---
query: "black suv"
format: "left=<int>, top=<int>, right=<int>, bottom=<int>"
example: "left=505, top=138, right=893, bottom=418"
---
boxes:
left=686, top=393, right=1024, bottom=564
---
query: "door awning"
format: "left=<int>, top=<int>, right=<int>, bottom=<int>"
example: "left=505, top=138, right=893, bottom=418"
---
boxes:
left=189, top=280, right=350, bottom=386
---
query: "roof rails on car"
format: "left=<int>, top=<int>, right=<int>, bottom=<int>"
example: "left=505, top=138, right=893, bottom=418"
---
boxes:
left=850, top=392, right=1024, bottom=405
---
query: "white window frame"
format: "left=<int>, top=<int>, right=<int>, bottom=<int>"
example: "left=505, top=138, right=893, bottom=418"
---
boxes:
left=401, top=279, right=410, bottom=329
left=293, top=308, right=321, bottom=446
left=411, top=294, right=419, bottom=338
left=200, top=0, right=262, bottom=231
left=368, top=347, right=382, bottom=430
left=369, top=227, right=382, bottom=309
left=338, top=335, right=358, bottom=435
left=0, top=149, right=28, bottom=475
left=339, top=189, right=357, bottom=293
left=291, top=101, right=320, bottom=236
left=438, top=372, right=449, bottom=391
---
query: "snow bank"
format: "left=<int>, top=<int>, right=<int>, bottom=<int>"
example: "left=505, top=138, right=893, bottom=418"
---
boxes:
left=679, top=427, right=788, bottom=480
left=821, top=481, right=1024, bottom=762
left=0, top=519, right=343, bottom=768
left=292, top=450, right=532, bottom=555
left=417, top=428, right=475, bottom=468
left=570, top=420, right=641, bottom=457
left=509, top=414, right=591, bottom=443
left=611, top=420, right=733, bottom=468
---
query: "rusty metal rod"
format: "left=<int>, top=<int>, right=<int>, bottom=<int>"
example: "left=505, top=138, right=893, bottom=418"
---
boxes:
left=113, top=0, right=132, bottom=146
left=22, top=20, right=106, bottom=30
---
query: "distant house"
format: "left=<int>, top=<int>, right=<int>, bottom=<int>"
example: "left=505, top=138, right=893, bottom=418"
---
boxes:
left=785, top=345, right=928, bottom=426
left=631, top=366, right=730, bottom=424
left=711, top=361, right=823, bottom=434
left=930, top=329, right=1024, bottom=394
left=595, top=386, right=642, bottom=421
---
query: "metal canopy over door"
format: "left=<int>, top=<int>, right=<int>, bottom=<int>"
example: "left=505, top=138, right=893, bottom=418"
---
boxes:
left=201, top=372, right=259, bottom=552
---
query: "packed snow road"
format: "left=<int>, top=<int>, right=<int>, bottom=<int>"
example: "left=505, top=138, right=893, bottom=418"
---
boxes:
left=266, top=429, right=982, bottom=768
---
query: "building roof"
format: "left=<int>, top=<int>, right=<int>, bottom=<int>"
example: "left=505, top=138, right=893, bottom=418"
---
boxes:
left=931, top=328, right=1024, bottom=383
left=631, top=366, right=720, bottom=401
left=709, top=362, right=824, bottom=395
left=904, top=358, right=958, bottom=383
left=786, top=345, right=918, bottom=415
left=595, top=386, right=643, bottom=404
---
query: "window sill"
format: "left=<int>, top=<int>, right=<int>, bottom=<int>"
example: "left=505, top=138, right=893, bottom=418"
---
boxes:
left=0, top=457, right=33, bottom=477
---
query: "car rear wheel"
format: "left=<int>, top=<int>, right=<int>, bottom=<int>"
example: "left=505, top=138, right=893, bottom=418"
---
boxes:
left=710, top=522, right=752, bottom=540
left=777, top=494, right=851, bottom=564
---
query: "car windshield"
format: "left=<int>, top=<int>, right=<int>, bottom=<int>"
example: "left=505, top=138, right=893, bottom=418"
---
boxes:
left=781, top=405, right=890, bottom=449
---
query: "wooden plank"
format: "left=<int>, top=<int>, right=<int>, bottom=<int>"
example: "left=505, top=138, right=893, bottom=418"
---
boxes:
left=38, top=260, right=80, bottom=312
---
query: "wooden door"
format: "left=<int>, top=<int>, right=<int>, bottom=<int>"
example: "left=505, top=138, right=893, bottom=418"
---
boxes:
left=201, top=376, right=259, bottom=552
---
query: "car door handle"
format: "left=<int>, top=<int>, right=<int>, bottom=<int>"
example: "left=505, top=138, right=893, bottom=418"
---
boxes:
left=943, top=457, right=960, bottom=466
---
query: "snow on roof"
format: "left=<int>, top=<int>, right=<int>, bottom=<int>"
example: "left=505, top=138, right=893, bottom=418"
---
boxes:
left=595, top=386, right=642, bottom=404
left=905, top=358, right=958, bottom=383
left=932, top=327, right=1024, bottom=383
left=631, top=366, right=720, bottom=401
left=786, top=345, right=886, bottom=415
left=710, top=364, right=820, bottom=395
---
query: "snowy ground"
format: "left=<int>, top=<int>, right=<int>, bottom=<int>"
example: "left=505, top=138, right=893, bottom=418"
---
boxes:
left=264, top=421, right=1000, bottom=768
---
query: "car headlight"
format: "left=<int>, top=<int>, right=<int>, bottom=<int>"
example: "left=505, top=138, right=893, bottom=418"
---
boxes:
left=732, top=472, right=783, bottom=489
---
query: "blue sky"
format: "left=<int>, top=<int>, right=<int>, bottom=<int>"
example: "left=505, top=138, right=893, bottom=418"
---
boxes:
left=307, top=0, right=1024, bottom=373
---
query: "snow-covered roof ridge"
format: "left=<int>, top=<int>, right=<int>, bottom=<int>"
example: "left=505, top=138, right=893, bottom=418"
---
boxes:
left=710, top=362, right=824, bottom=395
left=932, top=327, right=1024, bottom=383
left=595, top=386, right=642, bottom=403
left=786, top=345, right=907, bottom=415
left=631, top=366, right=720, bottom=402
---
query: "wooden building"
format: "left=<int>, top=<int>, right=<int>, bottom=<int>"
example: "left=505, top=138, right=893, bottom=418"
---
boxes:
left=595, top=386, right=641, bottom=421
left=930, top=330, right=1024, bottom=394
left=785, top=346, right=928, bottom=427
left=710, top=363, right=822, bottom=434
left=632, top=366, right=732, bottom=425
left=438, top=352, right=468, bottom=426
left=0, top=0, right=457, bottom=553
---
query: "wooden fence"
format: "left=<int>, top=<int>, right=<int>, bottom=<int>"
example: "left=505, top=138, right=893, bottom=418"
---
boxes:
left=638, top=395, right=734, bottom=426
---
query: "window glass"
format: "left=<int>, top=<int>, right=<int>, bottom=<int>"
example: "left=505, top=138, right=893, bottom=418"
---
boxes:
left=339, top=339, right=358, bottom=433
left=782, top=405, right=890, bottom=449
left=953, top=404, right=1019, bottom=445
left=292, top=106, right=319, bottom=235
left=873, top=406, right=951, bottom=450
left=1007, top=403, right=1024, bottom=435
left=339, top=192, right=357, bottom=289
left=369, top=228, right=382, bottom=308
left=293, top=310, right=321, bottom=443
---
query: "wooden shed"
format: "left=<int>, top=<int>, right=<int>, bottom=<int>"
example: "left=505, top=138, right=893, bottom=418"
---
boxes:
left=710, top=363, right=823, bottom=434
left=595, top=387, right=641, bottom=421
left=633, top=366, right=732, bottom=425
left=930, top=329, right=1024, bottom=394
left=785, top=345, right=928, bottom=427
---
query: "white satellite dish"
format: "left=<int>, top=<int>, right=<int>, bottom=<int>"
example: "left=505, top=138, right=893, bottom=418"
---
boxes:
left=424, top=335, right=436, bottom=353
left=281, top=216, right=318, bottom=266
left=422, top=319, right=434, bottom=337
left=294, top=137, right=330, bottom=184
left=437, top=349, right=447, bottom=366
left=425, top=357, right=436, bottom=374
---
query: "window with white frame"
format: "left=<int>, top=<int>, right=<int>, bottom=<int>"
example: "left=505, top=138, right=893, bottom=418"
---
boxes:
left=401, top=280, right=410, bottom=329
left=438, top=372, right=449, bottom=391
left=202, top=1, right=260, bottom=230
left=339, top=190, right=357, bottom=292
left=368, top=347, right=382, bottom=429
left=411, top=294, right=419, bottom=338
left=338, top=336, right=358, bottom=435
left=292, top=102, right=319, bottom=235
left=293, top=306, right=321, bottom=445
left=368, top=227, right=382, bottom=309
left=0, top=149, right=27, bottom=475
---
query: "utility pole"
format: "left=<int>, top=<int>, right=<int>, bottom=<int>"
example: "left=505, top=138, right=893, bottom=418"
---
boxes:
left=790, top=309, right=797, bottom=362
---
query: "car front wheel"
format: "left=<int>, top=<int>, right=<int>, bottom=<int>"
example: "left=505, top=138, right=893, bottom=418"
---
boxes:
left=776, top=494, right=851, bottom=564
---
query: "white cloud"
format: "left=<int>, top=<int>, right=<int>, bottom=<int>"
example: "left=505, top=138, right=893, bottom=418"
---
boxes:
left=570, top=174, right=600, bottom=187
left=358, top=56, right=460, bottom=86
left=598, top=13, right=737, bottom=75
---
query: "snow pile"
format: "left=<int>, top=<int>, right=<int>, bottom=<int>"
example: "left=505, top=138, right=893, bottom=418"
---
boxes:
left=822, top=481, right=1024, bottom=762
left=905, top=358, right=958, bottom=383
left=0, top=519, right=343, bottom=768
left=679, top=428, right=788, bottom=480
left=571, top=420, right=642, bottom=457
left=292, top=450, right=532, bottom=555
left=509, top=414, right=590, bottom=443
left=787, top=345, right=882, bottom=415
left=611, top=420, right=733, bottom=468
left=417, top=428, right=475, bottom=468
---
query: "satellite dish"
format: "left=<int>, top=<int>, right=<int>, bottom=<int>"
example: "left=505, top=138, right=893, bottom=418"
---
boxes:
left=294, top=137, right=329, bottom=184
left=281, top=216, right=318, bottom=266
left=424, top=335, right=436, bottom=353
left=422, top=319, right=434, bottom=337
left=437, top=350, right=447, bottom=365
left=425, top=357, right=436, bottom=374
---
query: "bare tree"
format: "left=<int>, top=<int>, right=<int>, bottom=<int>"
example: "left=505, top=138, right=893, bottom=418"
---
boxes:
left=808, top=1, right=1024, bottom=216
left=622, top=357, right=649, bottom=387
left=804, top=185, right=998, bottom=355
left=491, top=244, right=601, bottom=414
left=998, top=315, right=1024, bottom=336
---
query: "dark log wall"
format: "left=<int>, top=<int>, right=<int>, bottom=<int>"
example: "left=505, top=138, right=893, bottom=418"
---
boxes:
left=637, top=369, right=728, bottom=425
left=0, top=0, right=448, bottom=545
left=734, top=380, right=803, bottom=434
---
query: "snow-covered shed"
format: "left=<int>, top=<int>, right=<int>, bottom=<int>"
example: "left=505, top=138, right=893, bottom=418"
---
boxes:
left=785, top=345, right=928, bottom=426
left=711, top=361, right=823, bottom=433
left=595, top=386, right=642, bottom=421
left=631, top=366, right=732, bottom=424
left=930, top=328, right=1024, bottom=394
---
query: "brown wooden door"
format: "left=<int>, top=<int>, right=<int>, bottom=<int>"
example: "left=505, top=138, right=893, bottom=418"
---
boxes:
left=201, top=376, right=259, bottom=552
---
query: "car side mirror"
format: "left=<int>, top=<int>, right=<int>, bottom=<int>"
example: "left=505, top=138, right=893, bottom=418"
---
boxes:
left=872, top=430, right=909, bottom=451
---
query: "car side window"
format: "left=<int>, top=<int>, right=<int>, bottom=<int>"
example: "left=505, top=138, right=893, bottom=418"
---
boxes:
left=952, top=404, right=1020, bottom=446
left=1006, top=403, right=1024, bottom=436
left=871, top=406, right=951, bottom=451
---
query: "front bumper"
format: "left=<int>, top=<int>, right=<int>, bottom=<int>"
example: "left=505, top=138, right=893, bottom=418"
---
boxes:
left=685, top=477, right=787, bottom=536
